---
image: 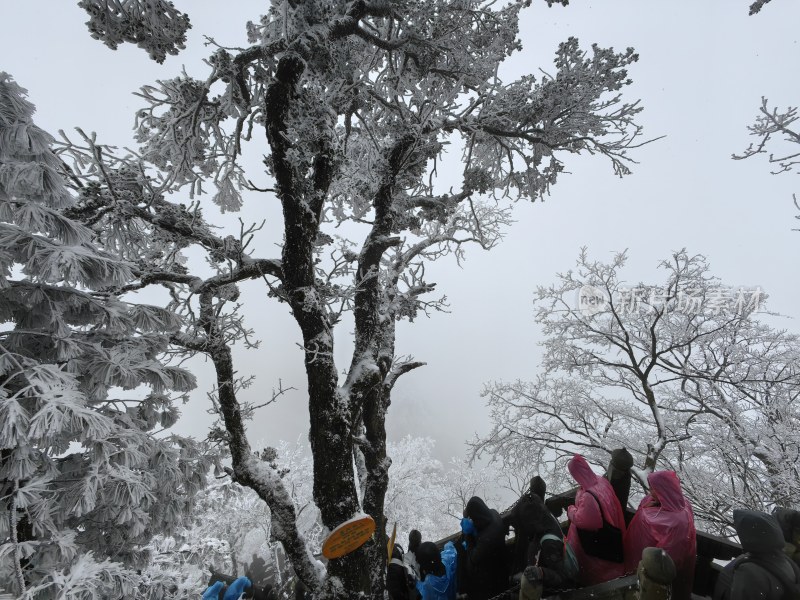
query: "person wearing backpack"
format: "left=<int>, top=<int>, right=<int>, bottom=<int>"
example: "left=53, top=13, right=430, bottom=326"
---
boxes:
left=623, top=470, right=696, bottom=600
left=713, top=509, right=800, bottom=600
left=406, top=530, right=423, bottom=580
left=506, top=476, right=578, bottom=597
left=566, top=454, right=627, bottom=586
left=389, top=544, right=421, bottom=600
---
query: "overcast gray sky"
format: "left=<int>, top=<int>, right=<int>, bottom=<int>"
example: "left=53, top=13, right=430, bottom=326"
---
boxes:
left=2, top=1, right=799, bottom=466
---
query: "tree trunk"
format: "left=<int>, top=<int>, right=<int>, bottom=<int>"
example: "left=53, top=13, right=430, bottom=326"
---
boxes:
left=359, top=374, right=391, bottom=600
left=198, top=292, right=323, bottom=593
left=266, top=56, right=370, bottom=597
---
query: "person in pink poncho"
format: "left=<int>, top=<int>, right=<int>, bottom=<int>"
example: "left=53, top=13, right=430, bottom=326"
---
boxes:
left=566, top=454, right=627, bottom=586
left=624, top=470, right=696, bottom=600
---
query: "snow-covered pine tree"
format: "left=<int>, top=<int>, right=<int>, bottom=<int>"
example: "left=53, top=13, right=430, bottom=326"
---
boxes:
left=0, top=73, right=215, bottom=599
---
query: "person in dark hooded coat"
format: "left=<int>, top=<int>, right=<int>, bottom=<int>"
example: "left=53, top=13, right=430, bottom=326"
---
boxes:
left=460, top=496, right=508, bottom=600
left=774, top=507, right=800, bottom=568
left=713, top=509, right=800, bottom=600
left=406, top=529, right=422, bottom=580
left=388, top=544, right=418, bottom=600
left=506, top=477, right=573, bottom=591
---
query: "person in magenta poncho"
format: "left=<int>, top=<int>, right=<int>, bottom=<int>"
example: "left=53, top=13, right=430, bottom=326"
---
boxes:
left=566, top=454, right=627, bottom=586
left=624, top=470, right=696, bottom=600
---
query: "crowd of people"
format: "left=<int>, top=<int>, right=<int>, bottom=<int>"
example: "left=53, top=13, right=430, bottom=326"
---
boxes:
left=387, top=453, right=800, bottom=600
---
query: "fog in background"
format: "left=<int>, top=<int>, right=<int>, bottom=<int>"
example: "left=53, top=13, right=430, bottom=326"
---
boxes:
left=2, top=1, right=799, bottom=474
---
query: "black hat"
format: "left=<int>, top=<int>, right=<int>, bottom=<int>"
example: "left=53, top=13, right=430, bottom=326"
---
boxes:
left=416, top=542, right=442, bottom=576
left=408, top=529, right=422, bottom=553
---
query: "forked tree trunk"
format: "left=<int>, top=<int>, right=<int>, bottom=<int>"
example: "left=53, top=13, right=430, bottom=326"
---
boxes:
left=266, top=55, right=372, bottom=598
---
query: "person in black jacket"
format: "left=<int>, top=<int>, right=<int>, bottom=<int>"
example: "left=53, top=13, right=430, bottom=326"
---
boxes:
left=713, top=509, right=800, bottom=600
left=406, top=529, right=422, bottom=580
left=506, top=478, right=573, bottom=592
left=460, top=496, right=508, bottom=600
left=774, top=507, right=800, bottom=568
left=387, top=544, right=419, bottom=600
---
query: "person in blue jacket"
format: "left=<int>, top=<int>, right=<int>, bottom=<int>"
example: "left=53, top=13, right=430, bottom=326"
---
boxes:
left=415, top=541, right=458, bottom=600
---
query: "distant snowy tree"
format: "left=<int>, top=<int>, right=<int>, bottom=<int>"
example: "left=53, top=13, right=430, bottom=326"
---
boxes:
left=735, top=97, right=799, bottom=176
left=471, top=249, right=800, bottom=532
left=734, top=97, right=799, bottom=221
left=61, top=1, right=651, bottom=596
left=145, top=441, right=320, bottom=600
left=383, top=437, right=463, bottom=545
left=0, top=73, right=215, bottom=598
left=437, top=456, right=504, bottom=522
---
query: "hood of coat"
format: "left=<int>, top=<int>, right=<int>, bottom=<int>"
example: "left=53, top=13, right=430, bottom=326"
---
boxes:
left=568, top=454, right=599, bottom=489
left=514, top=491, right=562, bottom=538
left=465, top=496, right=495, bottom=531
left=647, top=470, right=686, bottom=512
left=416, top=541, right=443, bottom=577
left=734, top=509, right=785, bottom=554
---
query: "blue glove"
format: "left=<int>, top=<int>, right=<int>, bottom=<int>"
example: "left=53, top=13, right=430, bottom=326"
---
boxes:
left=222, top=577, right=252, bottom=600
left=460, top=517, right=476, bottom=537
left=202, top=581, right=224, bottom=600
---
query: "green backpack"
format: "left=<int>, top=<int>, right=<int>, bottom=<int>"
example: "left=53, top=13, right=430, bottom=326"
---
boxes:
left=541, top=533, right=580, bottom=582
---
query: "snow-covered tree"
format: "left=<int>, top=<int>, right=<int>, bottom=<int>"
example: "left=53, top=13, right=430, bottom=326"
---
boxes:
left=145, top=436, right=494, bottom=595
left=0, top=73, right=214, bottom=598
left=143, top=440, right=320, bottom=600
left=471, top=249, right=800, bottom=532
left=735, top=97, right=799, bottom=177
left=734, top=97, right=799, bottom=221
left=59, top=1, right=651, bottom=596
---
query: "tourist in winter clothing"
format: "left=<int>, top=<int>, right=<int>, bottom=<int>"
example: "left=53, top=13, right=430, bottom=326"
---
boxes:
left=623, top=470, right=696, bottom=600
left=713, top=509, right=800, bottom=600
left=530, top=476, right=547, bottom=502
left=246, top=553, right=269, bottom=588
left=388, top=544, right=419, bottom=600
left=507, top=477, right=575, bottom=591
left=566, top=454, right=627, bottom=586
left=415, top=541, right=458, bottom=600
left=405, top=529, right=422, bottom=580
left=460, top=496, right=509, bottom=600
left=774, top=507, right=800, bottom=568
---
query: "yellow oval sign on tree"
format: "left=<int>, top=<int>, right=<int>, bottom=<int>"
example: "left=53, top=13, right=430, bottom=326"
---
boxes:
left=321, top=514, right=376, bottom=560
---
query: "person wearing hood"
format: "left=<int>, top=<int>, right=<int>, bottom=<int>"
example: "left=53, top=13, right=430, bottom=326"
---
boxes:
left=388, top=544, right=419, bottom=600
left=406, top=529, right=423, bottom=580
left=623, top=470, right=696, bottom=600
left=460, top=496, right=508, bottom=599
left=714, top=509, right=800, bottom=600
left=415, top=541, right=458, bottom=600
left=774, top=507, right=800, bottom=568
left=566, top=454, right=627, bottom=586
left=506, top=476, right=575, bottom=592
